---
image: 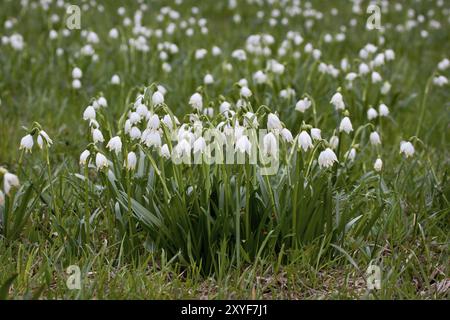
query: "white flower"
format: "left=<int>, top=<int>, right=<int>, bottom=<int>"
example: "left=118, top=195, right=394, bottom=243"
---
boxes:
left=92, top=129, right=104, bottom=143
left=295, top=97, right=311, bottom=113
left=367, top=107, right=378, bottom=120
left=106, top=136, right=122, bottom=154
left=126, top=152, right=137, bottom=170
left=235, top=135, right=252, bottom=154
left=339, top=117, right=353, bottom=134
left=152, top=91, right=164, bottom=105
left=433, top=75, right=448, bottom=86
left=160, top=144, right=171, bottom=159
left=345, top=148, right=356, bottom=161
left=330, top=136, right=339, bottom=149
left=240, top=86, right=252, bottom=98
left=374, top=158, right=383, bottom=172
left=359, top=63, right=370, bottom=75
left=20, top=134, right=34, bottom=152
left=83, top=106, right=96, bottom=120
left=318, top=148, right=338, bottom=169
left=263, top=132, right=278, bottom=157
left=330, top=92, right=345, bottom=110
left=253, top=70, right=268, bottom=84
left=4, top=172, right=20, bottom=194
left=97, top=97, right=107, bottom=108
left=111, top=74, right=121, bottom=85
left=129, top=127, right=141, bottom=140
left=175, top=139, right=191, bottom=157
left=37, top=130, right=53, bottom=148
left=204, top=74, right=214, bottom=85
left=193, top=137, right=207, bottom=154
left=95, top=153, right=109, bottom=170
left=298, top=131, right=313, bottom=151
left=72, top=67, right=82, bottom=79
left=267, top=113, right=282, bottom=130
left=311, top=128, right=322, bottom=140
left=370, top=131, right=381, bottom=145
left=379, top=103, right=389, bottom=117
left=281, top=128, right=293, bottom=143
left=148, top=114, right=160, bottom=130
left=400, top=141, right=415, bottom=157
left=72, top=79, right=81, bottom=89
left=381, top=81, right=391, bottom=94
left=438, top=58, right=450, bottom=71
left=144, top=131, right=162, bottom=148
left=189, top=93, right=203, bottom=111
left=371, top=71, right=382, bottom=83
left=79, top=150, right=90, bottom=166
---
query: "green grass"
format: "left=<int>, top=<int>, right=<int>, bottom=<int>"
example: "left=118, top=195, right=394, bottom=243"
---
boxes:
left=0, top=0, right=449, bottom=299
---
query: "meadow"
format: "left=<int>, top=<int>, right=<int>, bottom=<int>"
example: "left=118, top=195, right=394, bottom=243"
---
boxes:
left=0, top=0, right=449, bottom=299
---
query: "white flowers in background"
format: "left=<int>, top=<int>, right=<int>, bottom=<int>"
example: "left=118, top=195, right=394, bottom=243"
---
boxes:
left=318, top=148, right=338, bottom=168
left=379, top=103, right=389, bottom=116
left=381, top=81, right=391, bottom=94
left=189, top=93, right=203, bottom=111
left=160, top=144, right=171, bottom=159
left=79, top=150, right=90, bottom=166
left=400, top=141, right=415, bottom=157
left=235, top=135, right=252, bottom=154
left=240, top=86, right=252, bottom=98
left=203, top=74, right=214, bottom=85
left=330, top=92, right=345, bottom=110
left=20, top=134, right=34, bottom=152
left=367, top=107, right=378, bottom=120
left=438, top=58, right=449, bottom=71
left=193, top=137, right=207, bottom=154
left=106, top=136, right=122, bottom=154
left=298, top=131, right=313, bottom=151
left=37, top=130, right=53, bottom=149
left=126, top=152, right=137, bottom=170
left=95, top=153, right=109, bottom=170
left=83, top=106, right=96, bottom=120
left=433, top=75, right=448, bottom=86
left=371, top=71, right=382, bottom=83
left=72, top=79, right=81, bottom=89
left=295, top=97, right=311, bottom=113
left=374, top=158, right=383, bottom=172
left=92, top=128, right=105, bottom=143
left=111, top=74, right=121, bottom=85
left=253, top=70, right=268, bottom=84
left=339, top=117, right=353, bottom=134
left=72, top=67, right=82, bottom=79
left=267, top=113, right=282, bottom=130
left=370, top=131, right=381, bottom=145
left=151, top=91, right=164, bottom=106
left=97, top=97, right=107, bottom=108
left=4, top=172, right=20, bottom=194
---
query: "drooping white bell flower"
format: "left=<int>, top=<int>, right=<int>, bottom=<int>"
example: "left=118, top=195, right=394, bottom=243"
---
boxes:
left=311, top=128, right=322, bottom=141
left=298, top=131, right=313, bottom=151
left=281, top=128, right=294, bottom=143
left=267, top=113, right=282, bottom=130
left=106, top=136, right=122, bottom=154
left=83, top=106, right=96, bottom=120
left=295, top=97, right=311, bottom=113
left=126, top=152, right=137, bottom=170
left=318, top=148, right=338, bottom=169
left=367, top=107, right=378, bottom=120
left=152, top=91, right=164, bottom=105
left=189, top=93, right=203, bottom=111
left=339, top=117, right=353, bottom=134
left=79, top=150, right=90, bottom=166
left=95, top=153, right=109, bottom=170
left=72, top=67, right=82, bottom=79
left=400, top=141, right=415, bottom=157
left=203, top=74, right=214, bottom=85
left=4, top=172, right=20, bottom=194
left=144, top=131, right=162, bottom=149
left=235, top=135, right=252, bottom=154
left=20, top=134, right=34, bottom=152
left=262, top=132, right=278, bottom=157
left=37, top=130, right=53, bottom=149
left=240, top=86, right=252, bottom=98
left=371, top=71, right=382, bottom=83
left=111, top=74, right=121, bottom=85
left=193, top=137, right=207, bottom=154
left=330, top=136, right=339, bottom=149
left=330, top=92, right=345, bottom=110
left=345, top=148, right=356, bottom=161
left=148, top=114, right=160, bottom=130
left=379, top=103, right=389, bottom=117
left=97, top=97, right=107, bottom=108
left=370, top=131, right=381, bottom=145
left=374, top=158, right=383, bottom=172
left=160, top=144, right=171, bottom=159
left=92, top=129, right=105, bottom=143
